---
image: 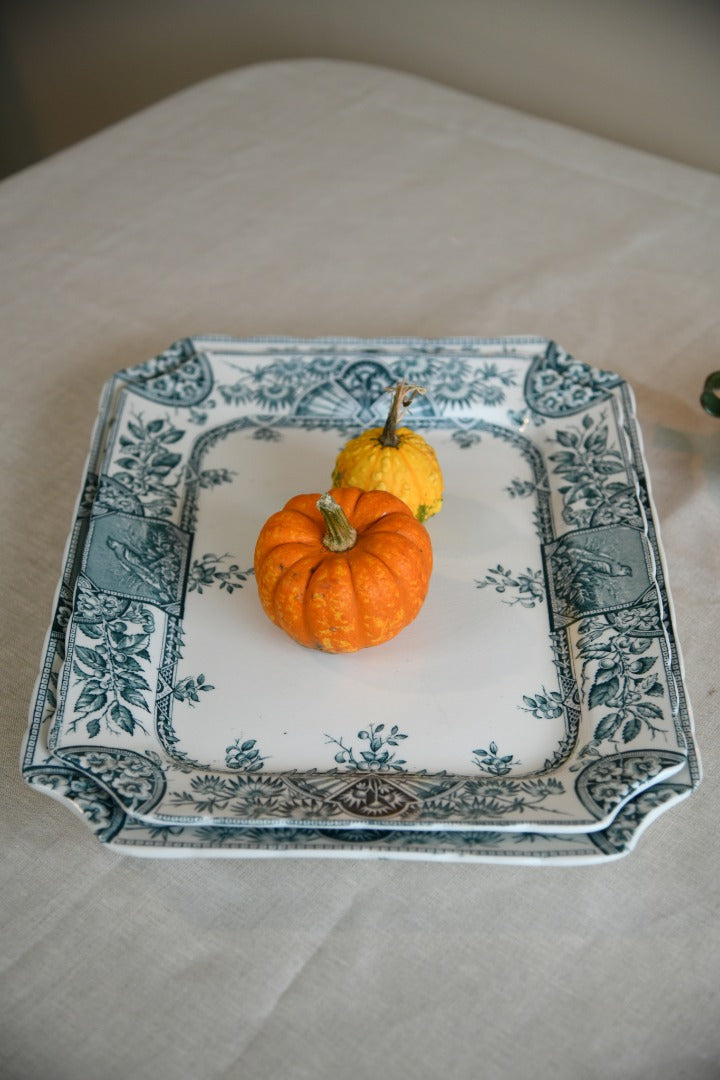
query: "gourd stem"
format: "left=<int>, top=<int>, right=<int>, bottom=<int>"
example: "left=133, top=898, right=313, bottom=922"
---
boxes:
left=379, top=381, right=426, bottom=447
left=317, top=493, right=357, bottom=552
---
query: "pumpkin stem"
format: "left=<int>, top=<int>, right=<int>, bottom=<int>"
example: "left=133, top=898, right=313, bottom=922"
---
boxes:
left=379, top=381, right=426, bottom=448
left=317, top=493, right=358, bottom=552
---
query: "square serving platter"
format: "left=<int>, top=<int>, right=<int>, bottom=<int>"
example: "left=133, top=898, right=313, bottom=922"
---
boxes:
left=22, top=336, right=700, bottom=861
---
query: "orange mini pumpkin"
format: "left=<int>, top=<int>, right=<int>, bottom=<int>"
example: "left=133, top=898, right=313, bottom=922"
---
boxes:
left=254, top=487, right=433, bottom=653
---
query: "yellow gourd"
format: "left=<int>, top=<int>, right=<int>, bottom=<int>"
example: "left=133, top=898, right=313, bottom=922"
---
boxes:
left=331, top=382, right=443, bottom=521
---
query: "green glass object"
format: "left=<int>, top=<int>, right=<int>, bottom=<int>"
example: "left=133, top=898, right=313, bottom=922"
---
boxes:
left=700, top=371, right=720, bottom=417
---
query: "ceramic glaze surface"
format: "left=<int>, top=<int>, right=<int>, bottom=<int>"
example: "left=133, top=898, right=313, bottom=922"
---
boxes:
left=22, top=336, right=700, bottom=861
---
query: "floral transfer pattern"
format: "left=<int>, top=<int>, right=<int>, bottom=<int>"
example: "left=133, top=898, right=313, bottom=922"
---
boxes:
left=571, top=606, right=668, bottom=764
left=25, top=760, right=694, bottom=861
left=326, top=723, right=409, bottom=772
left=62, top=581, right=156, bottom=740
left=187, top=555, right=253, bottom=595
left=546, top=410, right=640, bottom=530
left=53, top=746, right=166, bottom=814
left=22, top=336, right=699, bottom=856
left=475, top=565, right=545, bottom=607
left=211, top=349, right=520, bottom=425
left=162, top=726, right=567, bottom=825
left=110, top=413, right=186, bottom=519
left=120, top=340, right=214, bottom=407
left=576, top=749, right=686, bottom=822
left=525, top=341, right=622, bottom=417
left=166, top=768, right=569, bottom=825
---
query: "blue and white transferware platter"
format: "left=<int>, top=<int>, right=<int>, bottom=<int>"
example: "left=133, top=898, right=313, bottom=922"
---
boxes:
left=23, top=336, right=700, bottom=860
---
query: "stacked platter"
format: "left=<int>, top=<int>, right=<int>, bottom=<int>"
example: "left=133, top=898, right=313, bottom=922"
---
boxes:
left=22, top=336, right=700, bottom=862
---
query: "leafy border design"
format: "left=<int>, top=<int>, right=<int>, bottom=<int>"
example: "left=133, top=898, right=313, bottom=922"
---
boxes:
left=65, top=581, right=155, bottom=740
left=547, top=410, right=641, bottom=530
left=110, top=413, right=186, bottom=519
left=571, top=610, right=667, bottom=766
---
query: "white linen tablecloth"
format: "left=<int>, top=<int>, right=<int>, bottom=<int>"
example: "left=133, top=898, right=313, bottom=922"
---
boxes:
left=1, top=60, right=718, bottom=1080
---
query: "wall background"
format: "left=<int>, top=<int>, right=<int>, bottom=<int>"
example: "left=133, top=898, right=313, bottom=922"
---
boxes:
left=1, top=0, right=719, bottom=181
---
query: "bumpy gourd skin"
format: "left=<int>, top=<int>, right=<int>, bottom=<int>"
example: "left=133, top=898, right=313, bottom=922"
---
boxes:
left=332, top=428, right=443, bottom=522
left=254, top=487, right=433, bottom=653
